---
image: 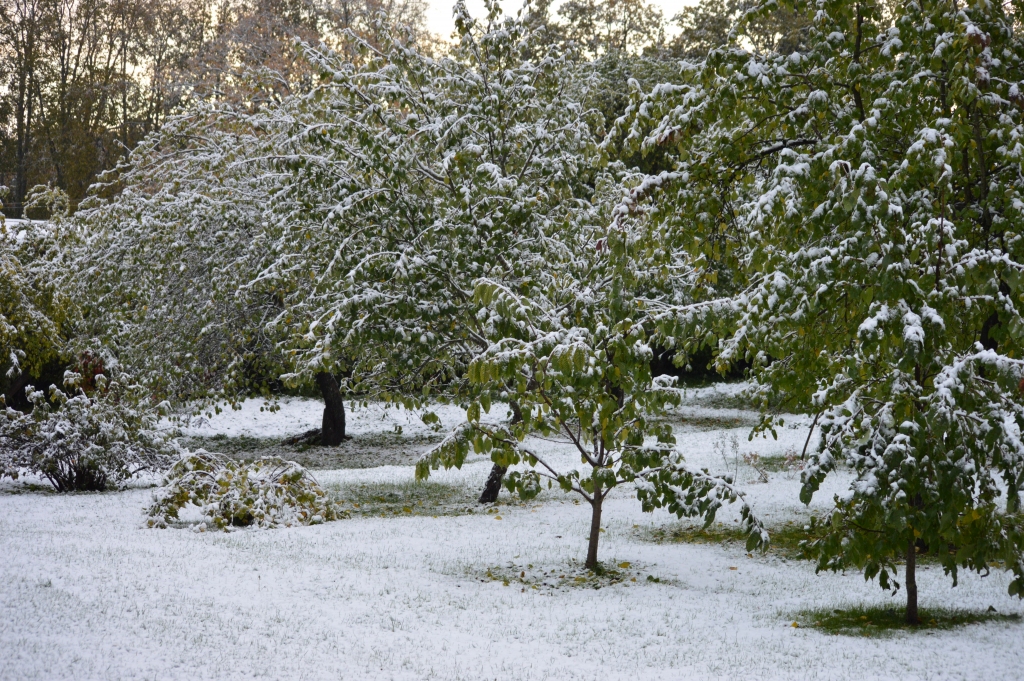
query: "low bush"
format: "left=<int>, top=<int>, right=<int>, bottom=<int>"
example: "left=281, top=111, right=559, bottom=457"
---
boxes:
left=0, top=367, right=172, bottom=491
left=147, top=452, right=343, bottom=529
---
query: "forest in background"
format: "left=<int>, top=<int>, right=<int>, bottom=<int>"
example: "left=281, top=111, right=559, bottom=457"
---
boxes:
left=0, top=0, right=806, bottom=218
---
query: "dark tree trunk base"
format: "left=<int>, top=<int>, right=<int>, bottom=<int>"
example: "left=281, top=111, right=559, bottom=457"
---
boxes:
left=477, top=400, right=522, bottom=503
left=478, top=464, right=508, bottom=503
left=315, top=372, right=347, bottom=446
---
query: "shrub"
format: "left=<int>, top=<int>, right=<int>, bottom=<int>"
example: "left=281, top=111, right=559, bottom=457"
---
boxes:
left=0, top=367, right=172, bottom=491
left=147, top=452, right=343, bottom=529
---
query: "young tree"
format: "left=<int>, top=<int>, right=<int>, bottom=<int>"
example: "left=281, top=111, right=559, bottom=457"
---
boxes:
left=624, top=0, right=1024, bottom=622
left=321, top=2, right=768, bottom=568
left=416, top=169, right=769, bottom=567
left=219, top=0, right=764, bottom=563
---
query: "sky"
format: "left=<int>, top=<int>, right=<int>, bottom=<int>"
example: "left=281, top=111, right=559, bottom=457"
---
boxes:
left=423, top=0, right=699, bottom=39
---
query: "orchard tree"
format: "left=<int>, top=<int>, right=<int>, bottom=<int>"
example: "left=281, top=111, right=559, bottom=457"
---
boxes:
left=624, top=0, right=1024, bottom=622
left=258, top=2, right=610, bottom=469
left=416, top=169, right=769, bottom=568
left=73, top=102, right=358, bottom=443
left=73, top=2, right=605, bottom=446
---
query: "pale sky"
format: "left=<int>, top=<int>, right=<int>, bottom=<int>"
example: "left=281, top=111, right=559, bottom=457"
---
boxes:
left=423, top=0, right=698, bottom=40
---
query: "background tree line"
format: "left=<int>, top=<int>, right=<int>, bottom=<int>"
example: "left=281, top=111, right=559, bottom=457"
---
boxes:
left=0, top=0, right=431, bottom=218
left=0, top=0, right=813, bottom=218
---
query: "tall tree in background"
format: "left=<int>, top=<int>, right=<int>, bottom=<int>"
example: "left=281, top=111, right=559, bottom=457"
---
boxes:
left=668, top=0, right=808, bottom=60
left=0, top=0, right=430, bottom=218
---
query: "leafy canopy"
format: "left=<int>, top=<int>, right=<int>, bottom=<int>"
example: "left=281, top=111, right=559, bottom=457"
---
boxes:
left=624, top=0, right=1024, bottom=597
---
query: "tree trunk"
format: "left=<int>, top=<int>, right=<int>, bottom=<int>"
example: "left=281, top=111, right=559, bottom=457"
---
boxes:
left=314, top=371, right=346, bottom=446
left=2, top=370, right=32, bottom=410
left=906, top=537, right=919, bottom=625
left=585, top=486, right=604, bottom=571
left=478, top=463, right=507, bottom=504
left=478, top=399, right=523, bottom=504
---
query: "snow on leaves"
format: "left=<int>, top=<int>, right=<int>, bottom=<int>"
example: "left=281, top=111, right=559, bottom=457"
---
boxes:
left=620, top=0, right=1024, bottom=601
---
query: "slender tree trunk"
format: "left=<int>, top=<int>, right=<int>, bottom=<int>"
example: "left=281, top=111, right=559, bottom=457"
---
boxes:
left=585, top=485, right=604, bottom=571
left=478, top=399, right=523, bottom=504
left=314, top=371, right=346, bottom=446
left=906, top=537, right=919, bottom=625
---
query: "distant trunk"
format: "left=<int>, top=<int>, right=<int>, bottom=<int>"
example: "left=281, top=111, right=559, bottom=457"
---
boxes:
left=315, top=371, right=346, bottom=446
left=3, top=371, right=32, bottom=410
left=478, top=399, right=523, bottom=503
left=585, top=485, right=604, bottom=571
left=905, top=537, right=919, bottom=625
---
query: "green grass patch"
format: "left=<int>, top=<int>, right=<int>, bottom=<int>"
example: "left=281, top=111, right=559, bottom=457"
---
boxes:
left=0, top=481, right=57, bottom=495
left=328, top=480, right=537, bottom=518
left=751, top=453, right=805, bottom=473
left=795, top=605, right=1021, bottom=637
left=663, top=413, right=758, bottom=432
left=182, top=434, right=280, bottom=456
left=642, top=518, right=818, bottom=559
left=475, top=560, right=651, bottom=592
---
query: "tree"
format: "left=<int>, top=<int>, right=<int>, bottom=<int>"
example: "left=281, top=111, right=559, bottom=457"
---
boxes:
left=72, top=6, right=432, bottom=444
left=297, top=0, right=767, bottom=568
left=669, top=0, right=732, bottom=60
left=624, top=0, right=1024, bottom=622
left=668, top=0, right=809, bottom=60
left=0, top=0, right=432, bottom=218
left=416, top=167, right=769, bottom=567
left=72, top=102, right=355, bottom=442
left=0, top=196, right=74, bottom=407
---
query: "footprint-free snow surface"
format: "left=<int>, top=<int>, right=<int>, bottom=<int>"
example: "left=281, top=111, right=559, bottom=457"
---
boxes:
left=2, top=388, right=1022, bottom=680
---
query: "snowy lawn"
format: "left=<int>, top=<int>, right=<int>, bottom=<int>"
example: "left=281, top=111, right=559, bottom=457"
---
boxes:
left=2, top=391, right=1023, bottom=680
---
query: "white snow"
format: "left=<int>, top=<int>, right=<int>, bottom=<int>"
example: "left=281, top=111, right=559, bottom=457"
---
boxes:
left=3, top=394, right=1023, bottom=680
left=173, top=398, right=470, bottom=440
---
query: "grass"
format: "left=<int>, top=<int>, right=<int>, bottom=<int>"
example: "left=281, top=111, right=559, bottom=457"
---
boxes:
left=795, top=604, right=1021, bottom=637
left=661, top=413, right=758, bottom=432
left=642, top=518, right=819, bottom=560
left=182, top=434, right=281, bottom=456
left=642, top=518, right=991, bottom=568
left=0, top=481, right=57, bottom=495
left=181, top=430, right=448, bottom=470
left=475, top=559, right=653, bottom=592
left=328, top=480, right=535, bottom=518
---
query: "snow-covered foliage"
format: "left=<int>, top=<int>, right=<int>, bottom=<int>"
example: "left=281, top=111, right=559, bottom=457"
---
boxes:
left=387, top=3, right=767, bottom=566
left=147, top=452, right=342, bottom=529
left=0, top=364, right=172, bottom=491
left=620, top=0, right=1024, bottom=609
left=0, top=216, right=73, bottom=382
left=73, top=0, right=767, bottom=564
left=262, top=0, right=608, bottom=400
left=73, top=106, right=289, bottom=405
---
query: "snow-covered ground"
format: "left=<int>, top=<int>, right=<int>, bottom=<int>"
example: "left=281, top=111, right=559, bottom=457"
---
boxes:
left=3, top=393, right=1022, bottom=680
